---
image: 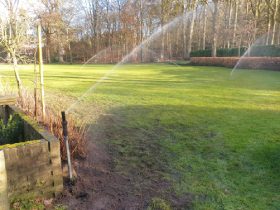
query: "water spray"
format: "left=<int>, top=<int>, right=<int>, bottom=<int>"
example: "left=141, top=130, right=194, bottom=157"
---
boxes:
left=61, top=111, right=72, bottom=180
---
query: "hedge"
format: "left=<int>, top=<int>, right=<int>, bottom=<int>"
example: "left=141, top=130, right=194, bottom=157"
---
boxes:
left=190, top=47, right=246, bottom=57
left=190, top=49, right=212, bottom=57
left=216, top=47, right=246, bottom=57
left=190, top=44, right=280, bottom=58
left=190, top=57, right=280, bottom=71
left=249, top=45, right=280, bottom=57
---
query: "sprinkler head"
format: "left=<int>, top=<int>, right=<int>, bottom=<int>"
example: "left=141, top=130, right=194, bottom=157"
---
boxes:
left=61, top=111, right=68, bottom=137
left=61, top=111, right=66, bottom=122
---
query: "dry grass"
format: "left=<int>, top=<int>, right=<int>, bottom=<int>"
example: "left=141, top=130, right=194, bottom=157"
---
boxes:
left=2, top=86, right=88, bottom=161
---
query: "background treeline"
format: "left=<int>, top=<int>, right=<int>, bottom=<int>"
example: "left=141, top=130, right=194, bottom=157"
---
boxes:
left=0, top=0, right=280, bottom=63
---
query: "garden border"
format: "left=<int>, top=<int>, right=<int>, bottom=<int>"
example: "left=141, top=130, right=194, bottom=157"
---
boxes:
left=0, top=105, right=63, bottom=210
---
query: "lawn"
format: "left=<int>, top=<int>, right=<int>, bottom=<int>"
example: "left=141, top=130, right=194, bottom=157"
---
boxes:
left=1, top=63, right=280, bottom=209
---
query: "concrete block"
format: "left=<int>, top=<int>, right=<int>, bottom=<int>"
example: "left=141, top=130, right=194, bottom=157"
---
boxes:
left=49, top=151, right=61, bottom=159
left=17, top=145, right=25, bottom=157
left=0, top=150, right=10, bottom=210
left=39, top=161, right=61, bottom=173
left=52, top=167, right=63, bottom=176
left=49, top=140, right=60, bottom=152
left=46, top=135, right=59, bottom=143
left=31, top=143, right=41, bottom=156
left=53, top=177, right=63, bottom=187
left=50, top=157, right=61, bottom=165
left=0, top=105, right=64, bottom=201
left=25, top=144, right=33, bottom=157
left=8, top=148, right=18, bottom=160
left=39, top=141, right=49, bottom=153
left=2, top=148, right=9, bottom=160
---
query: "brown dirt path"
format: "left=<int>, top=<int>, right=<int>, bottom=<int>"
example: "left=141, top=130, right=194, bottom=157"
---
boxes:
left=56, top=135, right=192, bottom=210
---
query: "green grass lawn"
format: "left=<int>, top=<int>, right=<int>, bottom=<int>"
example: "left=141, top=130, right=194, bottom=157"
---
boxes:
left=1, top=63, right=280, bottom=209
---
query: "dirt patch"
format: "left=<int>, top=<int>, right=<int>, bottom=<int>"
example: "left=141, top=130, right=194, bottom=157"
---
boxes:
left=55, top=135, right=192, bottom=209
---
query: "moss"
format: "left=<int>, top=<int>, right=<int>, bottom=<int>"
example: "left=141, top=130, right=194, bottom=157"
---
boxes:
left=14, top=110, right=44, bottom=132
left=0, top=140, right=41, bottom=150
left=147, top=198, right=172, bottom=210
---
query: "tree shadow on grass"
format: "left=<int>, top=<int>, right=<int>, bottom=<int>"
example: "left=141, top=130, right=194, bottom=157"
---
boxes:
left=86, top=104, right=280, bottom=209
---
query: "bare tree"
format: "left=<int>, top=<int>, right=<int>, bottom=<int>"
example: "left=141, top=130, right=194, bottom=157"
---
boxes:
left=186, top=0, right=197, bottom=60
left=0, top=1, right=33, bottom=96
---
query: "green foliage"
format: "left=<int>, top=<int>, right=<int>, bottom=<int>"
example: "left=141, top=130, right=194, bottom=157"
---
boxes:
left=191, top=45, right=280, bottom=57
left=10, top=198, right=67, bottom=210
left=216, top=47, right=246, bottom=57
left=147, top=198, right=172, bottom=210
left=190, top=49, right=212, bottom=57
left=0, top=43, right=7, bottom=61
left=0, top=113, right=23, bottom=144
left=51, top=57, right=59, bottom=63
left=249, top=44, right=280, bottom=57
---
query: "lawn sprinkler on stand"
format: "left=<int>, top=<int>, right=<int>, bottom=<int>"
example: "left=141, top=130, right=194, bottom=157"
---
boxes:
left=61, top=111, right=72, bottom=180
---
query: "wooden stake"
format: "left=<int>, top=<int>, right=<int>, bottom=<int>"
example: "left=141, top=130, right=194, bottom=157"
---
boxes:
left=38, top=25, right=45, bottom=123
left=34, top=51, right=37, bottom=120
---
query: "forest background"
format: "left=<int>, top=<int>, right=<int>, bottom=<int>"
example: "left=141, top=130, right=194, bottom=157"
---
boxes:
left=0, top=0, right=279, bottom=64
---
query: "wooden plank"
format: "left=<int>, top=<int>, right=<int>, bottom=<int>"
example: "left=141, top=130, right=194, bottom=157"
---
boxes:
left=0, top=95, right=17, bottom=106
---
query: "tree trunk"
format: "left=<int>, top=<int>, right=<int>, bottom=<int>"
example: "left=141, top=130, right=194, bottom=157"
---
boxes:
left=46, top=32, right=51, bottom=63
left=13, top=53, right=22, bottom=96
left=278, top=24, right=280, bottom=44
left=232, top=1, right=238, bottom=47
left=140, top=0, right=143, bottom=62
left=250, top=0, right=261, bottom=42
left=202, top=6, right=206, bottom=50
left=161, top=16, right=165, bottom=60
left=93, top=0, right=98, bottom=55
left=69, top=43, right=72, bottom=64
left=266, top=7, right=271, bottom=45
left=7, top=26, right=11, bottom=64
left=270, top=0, right=279, bottom=44
left=186, top=8, right=196, bottom=60
left=212, top=3, right=218, bottom=58
left=169, top=32, right=172, bottom=60
left=246, top=1, right=249, bottom=21
left=183, top=16, right=187, bottom=59
left=7, top=53, right=11, bottom=64
left=227, top=0, right=232, bottom=48
left=176, top=25, right=180, bottom=58
left=58, top=43, right=64, bottom=63
left=197, top=8, right=201, bottom=50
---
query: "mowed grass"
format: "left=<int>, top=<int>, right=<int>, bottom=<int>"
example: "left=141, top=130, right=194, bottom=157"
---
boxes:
left=1, top=63, right=280, bottom=209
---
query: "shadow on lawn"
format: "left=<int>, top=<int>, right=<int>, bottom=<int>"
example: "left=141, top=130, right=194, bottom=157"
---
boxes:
left=85, top=103, right=280, bottom=209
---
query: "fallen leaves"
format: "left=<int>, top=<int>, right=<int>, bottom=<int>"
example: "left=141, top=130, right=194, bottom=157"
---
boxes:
left=11, top=197, right=64, bottom=210
left=44, top=198, right=53, bottom=206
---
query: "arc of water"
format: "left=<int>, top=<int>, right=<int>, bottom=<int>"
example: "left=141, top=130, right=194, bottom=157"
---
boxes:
left=143, top=47, right=182, bottom=68
left=66, top=7, right=207, bottom=113
left=230, top=34, right=266, bottom=76
left=66, top=67, right=116, bottom=113
left=80, top=46, right=116, bottom=69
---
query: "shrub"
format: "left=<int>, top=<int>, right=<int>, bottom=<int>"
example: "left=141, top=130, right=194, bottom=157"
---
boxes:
left=0, top=113, right=23, bottom=145
left=190, top=49, right=212, bottom=57
left=15, top=87, right=88, bottom=161
left=216, top=47, right=246, bottom=57
left=190, top=57, right=280, bottom=70
left=191, top=44, right=280, bottom=58
left=249, top=44, right=280, bottom=57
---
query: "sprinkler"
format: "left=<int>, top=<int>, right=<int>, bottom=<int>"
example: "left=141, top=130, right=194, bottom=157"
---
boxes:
left=61, top=111, right=72, bottom=180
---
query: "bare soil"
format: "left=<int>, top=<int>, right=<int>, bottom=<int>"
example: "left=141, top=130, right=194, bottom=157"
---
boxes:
left=55, top=135, right=193, bottom=210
